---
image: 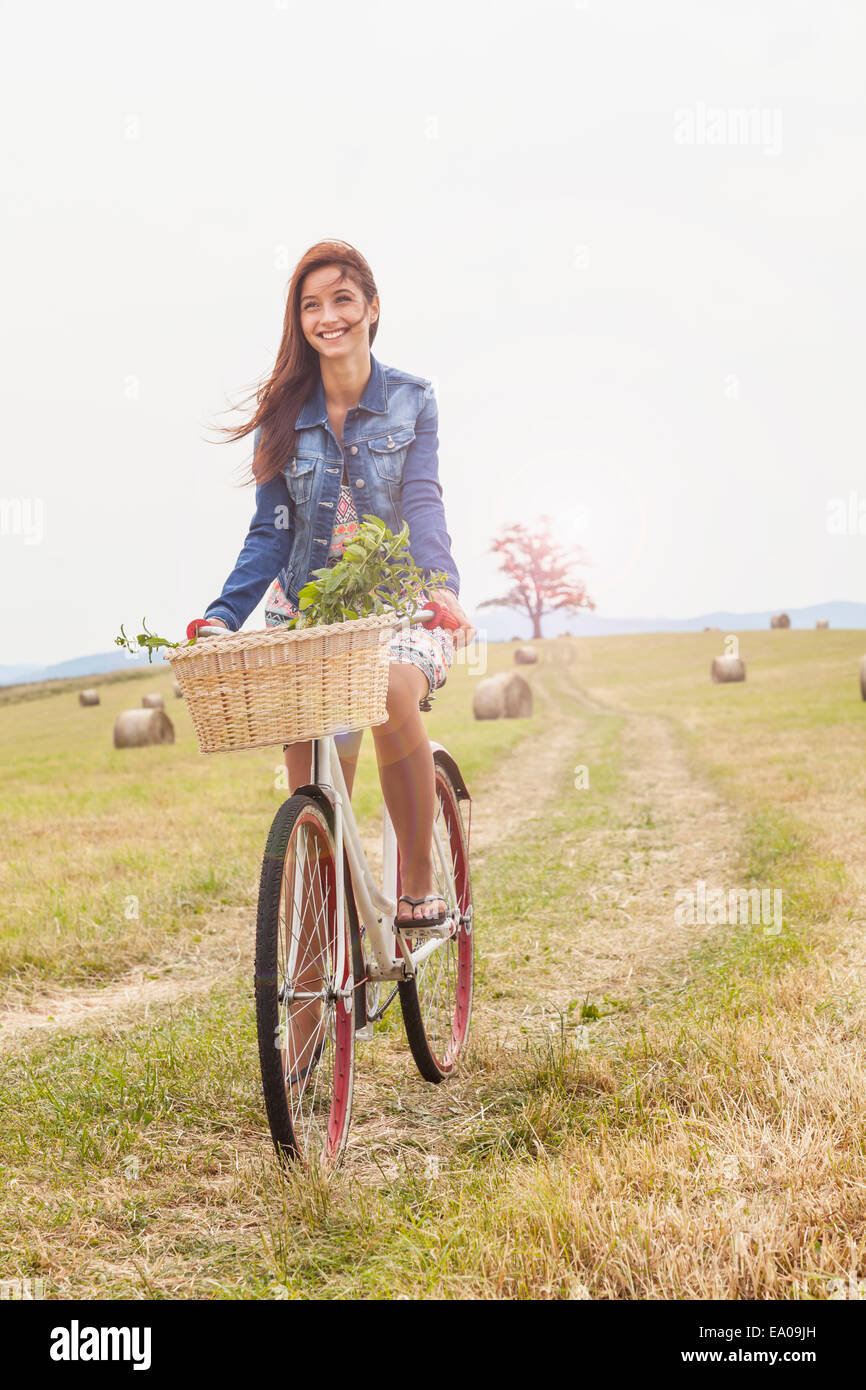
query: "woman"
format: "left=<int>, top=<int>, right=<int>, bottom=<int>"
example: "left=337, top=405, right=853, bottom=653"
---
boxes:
left=190, top=240, right=474, bottom=926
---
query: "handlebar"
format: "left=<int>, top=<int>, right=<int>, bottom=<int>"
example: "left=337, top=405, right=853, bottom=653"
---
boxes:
left=191, top=605, right=451, bottom=641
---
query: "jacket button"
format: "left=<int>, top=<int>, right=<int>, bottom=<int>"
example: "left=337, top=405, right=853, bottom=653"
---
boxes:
left=387, top=436, right=395, bottom=449
left=355, top=478, right=365, bottom=488
left=349, top=445, right=358, bottom=455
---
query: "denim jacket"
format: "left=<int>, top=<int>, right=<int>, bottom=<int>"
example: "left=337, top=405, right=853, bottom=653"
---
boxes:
left=203, top=353, right=459, bottom=631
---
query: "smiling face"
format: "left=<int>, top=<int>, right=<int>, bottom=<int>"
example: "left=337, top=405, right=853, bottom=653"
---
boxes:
left=298, top=265, right=379, bottom=359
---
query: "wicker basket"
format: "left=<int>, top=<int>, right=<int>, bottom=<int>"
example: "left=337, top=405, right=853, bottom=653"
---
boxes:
left=166, top=614, right=396, bottom=754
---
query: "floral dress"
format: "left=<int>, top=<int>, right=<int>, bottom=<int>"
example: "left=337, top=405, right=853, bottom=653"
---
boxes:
left=263, top=481, right=454, bottom=700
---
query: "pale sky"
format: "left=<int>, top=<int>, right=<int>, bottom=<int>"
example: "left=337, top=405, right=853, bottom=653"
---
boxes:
left=2, top=0, right=865, bottom=666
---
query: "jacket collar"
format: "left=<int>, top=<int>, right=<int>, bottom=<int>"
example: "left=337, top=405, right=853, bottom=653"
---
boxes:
left=295, top=350, right=388, bottom=429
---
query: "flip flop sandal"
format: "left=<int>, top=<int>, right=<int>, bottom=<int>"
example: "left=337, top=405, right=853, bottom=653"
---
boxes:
left=395, top=894, right=449, bottom=930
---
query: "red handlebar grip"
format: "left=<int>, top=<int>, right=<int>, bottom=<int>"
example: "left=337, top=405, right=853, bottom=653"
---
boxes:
left=421, top=600, right=461, bottom=631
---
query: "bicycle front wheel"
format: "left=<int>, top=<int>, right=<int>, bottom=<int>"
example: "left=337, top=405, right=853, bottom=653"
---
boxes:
left=398, top=762, right=474, bottom=1082
left=255, top=794, right=356, bottom=1167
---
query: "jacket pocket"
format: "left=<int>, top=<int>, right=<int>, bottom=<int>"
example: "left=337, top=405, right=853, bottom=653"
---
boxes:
left=368, top=426, right=416, bottom=482
left=284, top=454, right=319, bottom=504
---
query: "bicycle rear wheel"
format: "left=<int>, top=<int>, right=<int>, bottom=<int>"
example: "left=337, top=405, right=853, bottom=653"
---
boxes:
left=255, top=794, right=356, bottom=1166
left=398, top=762, right=474, bottom=1082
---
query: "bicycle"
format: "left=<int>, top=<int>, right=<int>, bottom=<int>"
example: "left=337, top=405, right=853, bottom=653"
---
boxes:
left=198, top=610, right=475, bottom=1168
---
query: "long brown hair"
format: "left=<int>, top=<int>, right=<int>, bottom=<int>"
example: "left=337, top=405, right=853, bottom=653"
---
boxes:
left=216, top=240, right=379, bottom=485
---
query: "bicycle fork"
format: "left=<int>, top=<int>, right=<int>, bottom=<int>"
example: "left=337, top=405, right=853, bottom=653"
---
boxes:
left=313, top=737, right=351, bottom=1004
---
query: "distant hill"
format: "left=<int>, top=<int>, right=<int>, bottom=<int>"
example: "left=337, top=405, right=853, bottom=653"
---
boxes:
left=470, top=600, right=866, bottom=642
left=3, top=601, right=863, bottom=687
left=0, top=649, right=151, bottom=688
left=0, top=663, right=41, bottom=685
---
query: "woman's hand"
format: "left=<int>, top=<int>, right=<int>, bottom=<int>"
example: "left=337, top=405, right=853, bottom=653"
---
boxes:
left=186, top=616, right=228, bottom=640
left=427, top=588, right=476, bottom=649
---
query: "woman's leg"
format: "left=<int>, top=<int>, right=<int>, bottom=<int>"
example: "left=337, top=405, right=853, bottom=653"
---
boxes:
left=284, top=730, right=363, bottom=797
left=370, top=663, right=446, bottom=924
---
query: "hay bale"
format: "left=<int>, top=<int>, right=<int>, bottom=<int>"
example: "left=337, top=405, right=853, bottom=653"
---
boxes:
left=711, top=656, right=746, bottom=684
left=514, top=646, right=538, bottom=665
left=501, top=672, right=532, bottom=716
left=510, top=635, right=522, bottom=642
left=173, top=681, right=183, bottom=698
left=473, top=675, right=505, bottom=720
left=703, top=626, right=720, bottom=632
left=113, top=709, right=175, bottom=748
left=472, top=672, right=533, bottom=720
left=79, top=689, right=100, bottom=706
left=770, top=613, right=790, bottom=629
left=816, top=619, right=829, bottom=629
left=860, top=656, right=866, bottom=702
left=141, top=693, right=165, bottom=709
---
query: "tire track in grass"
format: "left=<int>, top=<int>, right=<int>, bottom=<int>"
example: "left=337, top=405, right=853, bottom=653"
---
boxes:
left=0, top=905, right=254, bottom=1046
left=346, top=674, right=742, bottom=1175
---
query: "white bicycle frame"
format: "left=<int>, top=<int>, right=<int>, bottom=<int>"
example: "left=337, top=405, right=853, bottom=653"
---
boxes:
left=197, top=610, right=462, bottom=989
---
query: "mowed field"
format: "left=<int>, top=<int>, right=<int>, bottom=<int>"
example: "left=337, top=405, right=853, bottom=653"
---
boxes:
left=1, top=628, right=865, bottom=1299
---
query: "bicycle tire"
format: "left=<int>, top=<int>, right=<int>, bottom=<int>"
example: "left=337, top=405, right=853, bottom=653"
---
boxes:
left=255, top=793, right=359, bottom=1166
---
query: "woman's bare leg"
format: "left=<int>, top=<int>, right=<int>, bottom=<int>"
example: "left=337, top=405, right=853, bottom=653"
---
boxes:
left=284, top=730, right=362, bottom=798
left=370, top=663, right=446, bottom=924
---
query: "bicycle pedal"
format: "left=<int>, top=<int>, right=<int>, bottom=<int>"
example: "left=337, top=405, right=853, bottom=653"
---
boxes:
left=393, top=918, right=452, bottom=940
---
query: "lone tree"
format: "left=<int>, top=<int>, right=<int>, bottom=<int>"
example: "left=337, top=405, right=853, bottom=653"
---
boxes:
left=477, top=516, right=595, bottom=639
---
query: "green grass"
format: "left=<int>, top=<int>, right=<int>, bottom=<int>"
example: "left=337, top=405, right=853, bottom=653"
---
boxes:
left=2, top=630, right=866, bottom=1297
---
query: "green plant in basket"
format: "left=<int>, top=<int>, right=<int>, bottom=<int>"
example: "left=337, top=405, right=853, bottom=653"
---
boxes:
left=288, top=515, right=447, bottom=629
left=114, top=619, right=193, bottom=663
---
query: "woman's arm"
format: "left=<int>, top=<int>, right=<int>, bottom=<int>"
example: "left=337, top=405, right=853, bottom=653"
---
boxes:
left=400, top=382, right=461, bottom=597
left=202, top=429, right=293, bottom=632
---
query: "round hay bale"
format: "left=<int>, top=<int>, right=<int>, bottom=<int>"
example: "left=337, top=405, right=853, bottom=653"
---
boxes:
left=711, top=656, right=746, bottom=684
left=500, top=671, right=532, bottom=717
left=770, top=612, right=790, bottom=629
left=816, top=619, right=829, bottom=629
left=113, top=709, right=175, bottom=748
left=79, top=689, right=100, bottom=706
left=860, top=656, right=866, bottom=702
left=473, top=675, right=506, bottom=720
left=472, top=672, right=533, bottom=720
left=173, top=681, right=183, bottom=698
left=510, top=635, right=522, bottom=642
left=514, top=646, right=538, bottom=665
left=141, top=693, right=165, bottom=709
